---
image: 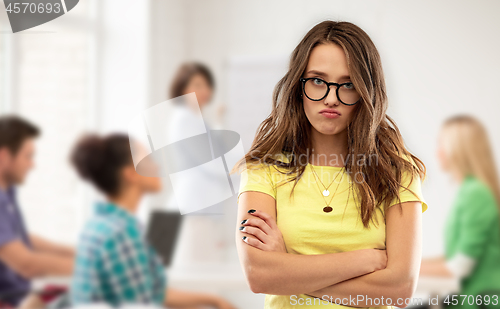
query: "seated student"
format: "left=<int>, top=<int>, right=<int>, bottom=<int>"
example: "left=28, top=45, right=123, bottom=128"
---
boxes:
left=69, top=133, right=235, bottom=308
left=0, top=115, right=74, bottom=307
left=420, top=115, right=500, bottom=309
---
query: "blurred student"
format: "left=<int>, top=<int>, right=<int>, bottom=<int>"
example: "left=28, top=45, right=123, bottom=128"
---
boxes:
left=165, top=63, right=230, bottom=267
left=421, top=115, right=500, bottom=309
left=70, top=133, right=235, bottom=308
left=167, top=62, right=227, bottom=214
left=169, top=62, right=216, bottom=113
left=0, top=115, right=74, bottom=307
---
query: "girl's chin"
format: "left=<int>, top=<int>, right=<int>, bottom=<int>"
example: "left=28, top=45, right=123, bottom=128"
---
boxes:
left=313, top=125, right=345, bottom=136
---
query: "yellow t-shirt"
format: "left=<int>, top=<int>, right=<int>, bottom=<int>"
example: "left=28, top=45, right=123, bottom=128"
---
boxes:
left=238, top=156, right=427, bottom=309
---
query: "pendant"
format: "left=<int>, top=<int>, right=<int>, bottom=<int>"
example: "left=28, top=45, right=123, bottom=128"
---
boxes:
left=323, top=206, right=333, bottom=213
left=322, top=190, right=330, bottom=196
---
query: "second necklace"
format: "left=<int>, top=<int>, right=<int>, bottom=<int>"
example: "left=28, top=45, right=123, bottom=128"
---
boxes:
left=310, top=164, right=346, bottom=213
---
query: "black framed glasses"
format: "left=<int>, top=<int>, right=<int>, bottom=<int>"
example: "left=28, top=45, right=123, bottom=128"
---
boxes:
left=299, top=77, right=361, bottom=106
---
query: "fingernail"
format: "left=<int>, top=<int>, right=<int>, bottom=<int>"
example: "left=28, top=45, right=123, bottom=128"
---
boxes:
left=248, top=209, right=256, bottom=213
left=240, top=219, right=247, bottom=224
left=242, top=236, right=247, bottom=240
left=239, top=226, right=245, bottom=231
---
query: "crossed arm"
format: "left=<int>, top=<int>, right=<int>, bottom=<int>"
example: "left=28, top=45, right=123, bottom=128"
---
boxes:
left=236, top=191, right=423, bottom=308
left=306, top=199, right=423, bottom=306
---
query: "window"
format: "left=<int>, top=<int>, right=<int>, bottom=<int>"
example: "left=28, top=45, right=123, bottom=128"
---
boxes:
left=0, top=1, right=96, bottom=244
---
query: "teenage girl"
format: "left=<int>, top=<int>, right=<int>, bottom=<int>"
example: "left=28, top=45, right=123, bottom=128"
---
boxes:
left=235, top=20, right=427, bottom=309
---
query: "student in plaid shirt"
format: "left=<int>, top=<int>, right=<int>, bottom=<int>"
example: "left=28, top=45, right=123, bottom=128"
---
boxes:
left=69, top=133, right=235, bottom=309
left=71, top=201, right=166, bottom=305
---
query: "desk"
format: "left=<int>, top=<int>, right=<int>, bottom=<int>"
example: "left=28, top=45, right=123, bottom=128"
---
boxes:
left=33, top=263, right=264, bottom=309
left=32, top=263, right=249, bottom=290
left=35, top=272, right=454, bottom=309
left=412, top=276, right=460, bottom=309
left=166, top=262, right=247, bottom=290
left=165, top=262, right=265, bottom=308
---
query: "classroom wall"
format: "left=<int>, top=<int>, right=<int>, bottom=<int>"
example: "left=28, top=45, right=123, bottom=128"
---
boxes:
left=167, top=0, right=500, bottom=257
left=2, top=0, right=499, bottom=262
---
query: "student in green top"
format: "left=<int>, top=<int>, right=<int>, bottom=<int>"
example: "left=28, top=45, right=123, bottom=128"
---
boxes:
left=420, top=115, right=500, bottom=309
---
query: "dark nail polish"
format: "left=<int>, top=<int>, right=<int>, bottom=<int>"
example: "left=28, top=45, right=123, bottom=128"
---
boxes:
left=240, top=219, right=247, bottom=224
left=239, top=226, right=245, bottom=230
left=242, top=236, right=247, bottom=240
left=248, top=209, right=256, bottom=213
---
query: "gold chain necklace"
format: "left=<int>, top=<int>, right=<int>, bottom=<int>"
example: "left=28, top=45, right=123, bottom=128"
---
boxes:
left=310, top=164, right=346, bottom=213
left=309, top=164, right=342, bottom=197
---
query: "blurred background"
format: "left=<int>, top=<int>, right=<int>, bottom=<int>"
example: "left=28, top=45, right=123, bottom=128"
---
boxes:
left=0, top=0, right=499, bottom=307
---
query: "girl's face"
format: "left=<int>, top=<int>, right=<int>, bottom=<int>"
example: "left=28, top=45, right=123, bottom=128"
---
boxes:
left=437, top=129, right=450, bottom=172
left=137, top=172, right=162, bottom=193
left=302, top=43, right=358, bottom=137
left=183, top=73, right=213, bottom=108
left=126, top=143, right=162, bottom=193
left=123, top=164, right=162, bottom=194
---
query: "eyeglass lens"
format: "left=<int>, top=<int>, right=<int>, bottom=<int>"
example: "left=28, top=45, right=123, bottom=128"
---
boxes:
left=303, top=78, right=360, bottom=104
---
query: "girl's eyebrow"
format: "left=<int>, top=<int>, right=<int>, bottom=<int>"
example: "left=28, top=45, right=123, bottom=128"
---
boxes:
left=306, top=70, right=328, bottom=78
left=305, top=70, right=351, bottom=80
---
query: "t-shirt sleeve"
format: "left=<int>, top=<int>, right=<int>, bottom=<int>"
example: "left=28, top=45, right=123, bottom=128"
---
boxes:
left=455, top=183, right=498, bottom=259
left=238, top=163, right=276, bottom=202
left=387, top=164, right=428, bottom=213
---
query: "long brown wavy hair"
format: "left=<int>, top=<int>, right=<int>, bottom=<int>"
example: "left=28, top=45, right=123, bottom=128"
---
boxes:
left=235, top=20, right=426, bottom=227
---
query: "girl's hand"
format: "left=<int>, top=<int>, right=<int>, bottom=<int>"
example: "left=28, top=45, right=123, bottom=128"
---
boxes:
left=369, top=248, right=388, bottom=271
left=239, top=209, right=287, bottom=253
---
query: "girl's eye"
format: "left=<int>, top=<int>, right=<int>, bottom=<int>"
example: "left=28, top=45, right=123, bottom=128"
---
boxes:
left=343, top=83, right=355, bottom=90
left=313, top=78, right=325, bottom=85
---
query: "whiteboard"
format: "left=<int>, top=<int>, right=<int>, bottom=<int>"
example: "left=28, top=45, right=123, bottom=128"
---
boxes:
left=225, top=54, right=289, bottom=151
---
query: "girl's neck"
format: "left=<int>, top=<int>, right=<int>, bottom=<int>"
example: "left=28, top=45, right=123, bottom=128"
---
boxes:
left=309, top=128, right=348, bottom=167
left=108, top=186, right=143, bottom=214
left=448, top=167, right=466, bottom=184
left=454, top=173, right=467, bottom=184
left=0, top=177, right=8, bottom=191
